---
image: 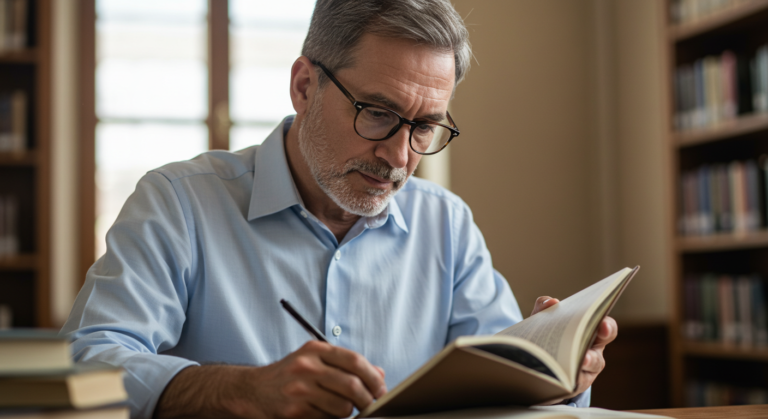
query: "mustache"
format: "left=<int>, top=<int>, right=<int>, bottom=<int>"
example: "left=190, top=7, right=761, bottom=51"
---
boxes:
left=344, top=159, right=407, bottom=184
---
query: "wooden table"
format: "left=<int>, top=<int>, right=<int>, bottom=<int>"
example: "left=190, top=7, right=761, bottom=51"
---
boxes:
left=632, top=405, right=768, bottom=419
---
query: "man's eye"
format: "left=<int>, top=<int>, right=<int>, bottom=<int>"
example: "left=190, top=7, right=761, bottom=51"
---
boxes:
left=415, top=124, right=435, bottom=134
left=368, top=110, right=388, bottom=118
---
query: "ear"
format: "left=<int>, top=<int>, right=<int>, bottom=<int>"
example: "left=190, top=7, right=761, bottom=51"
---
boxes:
left=290, top=56, right=317, bottom=117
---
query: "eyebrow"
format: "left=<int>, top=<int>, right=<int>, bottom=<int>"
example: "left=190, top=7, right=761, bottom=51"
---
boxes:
left=359, top=92, right=447, bottom=123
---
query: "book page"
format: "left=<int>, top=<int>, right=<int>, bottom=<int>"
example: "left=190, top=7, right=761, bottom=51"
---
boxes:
left=494, top=268, right=634, bottom=385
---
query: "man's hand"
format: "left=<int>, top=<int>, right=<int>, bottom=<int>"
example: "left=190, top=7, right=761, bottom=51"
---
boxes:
left=155, top=341, right=387, bottom=419
left=531, top=296, right=618, bottom=398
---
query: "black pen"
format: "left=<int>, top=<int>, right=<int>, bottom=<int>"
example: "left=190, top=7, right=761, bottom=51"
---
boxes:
left=280, top=299, right=328, bottom=342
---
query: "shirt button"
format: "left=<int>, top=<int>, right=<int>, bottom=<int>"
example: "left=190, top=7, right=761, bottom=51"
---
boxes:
left=300, top=211, right=308, bottom=218
left=334, top=250, right=341, bottom=260
left=332, top=325, right=342, bottom=336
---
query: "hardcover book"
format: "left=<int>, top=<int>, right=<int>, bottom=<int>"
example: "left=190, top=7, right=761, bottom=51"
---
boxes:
left=358, top=267, right=639, bottom=418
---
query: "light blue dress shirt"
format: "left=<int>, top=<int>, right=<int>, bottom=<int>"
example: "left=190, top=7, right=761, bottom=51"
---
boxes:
left=61, top=116, right=589, bottom=418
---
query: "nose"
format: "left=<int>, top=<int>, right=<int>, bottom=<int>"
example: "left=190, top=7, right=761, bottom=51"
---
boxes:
left=373, top=124, right=411, bottom=169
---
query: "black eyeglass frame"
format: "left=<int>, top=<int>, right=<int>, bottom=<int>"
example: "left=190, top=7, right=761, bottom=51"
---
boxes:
left=314, top=61, right=460, bottom=156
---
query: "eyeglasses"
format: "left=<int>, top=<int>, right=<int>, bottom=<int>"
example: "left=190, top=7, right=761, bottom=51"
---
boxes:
left=314, top=62, right=460, bottom=155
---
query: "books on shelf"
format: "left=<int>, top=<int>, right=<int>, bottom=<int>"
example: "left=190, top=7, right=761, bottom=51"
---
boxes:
left=670, top=0, right=753, bottom=25
left=678, top=159, right=764, bottom=236
left=0, top=0, right=28, bottom=52
left=0, top=194, right=19, bottom=258
left=673, top=46, right=768, bottom=132
left=0, top=90, right=27, bottom=153
left=683, top=273, right=768, bottom=347
left=686, top=380, right=768, bottom=407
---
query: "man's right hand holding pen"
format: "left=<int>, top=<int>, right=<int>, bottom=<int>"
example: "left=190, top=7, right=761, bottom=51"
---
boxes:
left=154, top=301, right=387, bottom=419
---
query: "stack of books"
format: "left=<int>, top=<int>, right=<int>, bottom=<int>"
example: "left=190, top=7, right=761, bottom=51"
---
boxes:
left=0, top=330, right=128, bottom=418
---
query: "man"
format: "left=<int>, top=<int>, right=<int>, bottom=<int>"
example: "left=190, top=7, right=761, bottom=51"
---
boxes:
left=62, top=1, right=617, bottom=418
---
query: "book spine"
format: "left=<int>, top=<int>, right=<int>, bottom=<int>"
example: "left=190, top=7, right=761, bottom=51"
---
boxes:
left=0, top=303, right=11, bottom=329
left=754, top=277, right=768, bottom=346
left=737, top=276, right=752, bottom=347
left=0, top=0, right=7, bottom=52
left=10, top=90, right=26, bottom=153
left=0, top=194, right=18, bottom=258
left=0, top=92, right=11, bottom=152
left=722, top=50, right=737, bottom=120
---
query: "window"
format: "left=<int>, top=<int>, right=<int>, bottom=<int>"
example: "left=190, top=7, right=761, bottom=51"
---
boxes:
left=92, top=0, right=316, bottom=258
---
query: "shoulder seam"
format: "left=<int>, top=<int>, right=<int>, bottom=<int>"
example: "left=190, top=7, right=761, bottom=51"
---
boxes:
left=151, top=168, right=255, bottom=183
left=147, top=171, right=198, bottom=285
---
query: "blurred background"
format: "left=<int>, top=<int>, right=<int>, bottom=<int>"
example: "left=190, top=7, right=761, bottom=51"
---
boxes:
left=1, top=0, right=768, bottom=411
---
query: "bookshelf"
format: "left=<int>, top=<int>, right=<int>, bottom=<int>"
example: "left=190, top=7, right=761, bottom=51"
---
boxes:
left=0, top=0, right=51, bottom=328
left=667, top=0, right=768, bottom=407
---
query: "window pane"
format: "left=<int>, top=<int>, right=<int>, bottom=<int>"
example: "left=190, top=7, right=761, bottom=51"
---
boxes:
left=95, top=0, right=209, bottom=258
left=97, top=0, right=207, bottom=119
left=229, top=0, right=315, bottom=150
left=95, top=123, right=207, bottom=257
left=230, top=125, right=278, bottom=151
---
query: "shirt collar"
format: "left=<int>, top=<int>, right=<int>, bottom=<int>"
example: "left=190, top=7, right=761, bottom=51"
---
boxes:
left=247, top=116, right=409, bottom=234
left=247, top=116, right=304, bottom=220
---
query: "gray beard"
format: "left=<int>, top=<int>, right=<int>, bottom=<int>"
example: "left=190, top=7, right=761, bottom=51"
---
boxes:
left=297, top=96, right=409, bottom=217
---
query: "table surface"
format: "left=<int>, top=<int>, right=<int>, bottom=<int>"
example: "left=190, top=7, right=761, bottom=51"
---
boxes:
left=631, top=404, right=768, bottom=419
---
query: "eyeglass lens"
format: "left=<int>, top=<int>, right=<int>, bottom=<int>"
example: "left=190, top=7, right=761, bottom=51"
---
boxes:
left=355, top=107, right=453, bottom=154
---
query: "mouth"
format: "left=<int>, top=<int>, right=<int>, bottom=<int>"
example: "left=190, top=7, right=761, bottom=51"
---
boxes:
left=356, top=171, right=392, bottom=189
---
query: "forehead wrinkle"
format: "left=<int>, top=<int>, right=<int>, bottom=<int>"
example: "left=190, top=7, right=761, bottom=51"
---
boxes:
left=372, top=77, right=451, bottom=106
left=376, top=61, right=454, bottom=88
left=360, top=86, right=447, bottom=121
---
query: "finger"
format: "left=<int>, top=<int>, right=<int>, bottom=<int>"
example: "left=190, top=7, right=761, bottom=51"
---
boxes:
left=318, top=346, right=387, bottom=399
left=304, top=383, right=357, bottom=419
left=592, top=317, right=618, bottom=348
left=315, top=364, right=376, bottom=410
left=531, top=296, right=560, bottom=316
left=581, top=349, right=605, bottom=374
left=375, top=366, right=385, bottom=379
left=576, top=369, right=599, bottom=395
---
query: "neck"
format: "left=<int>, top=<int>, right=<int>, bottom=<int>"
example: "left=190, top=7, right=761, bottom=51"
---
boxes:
left=284, top=119, right=361, bottom=242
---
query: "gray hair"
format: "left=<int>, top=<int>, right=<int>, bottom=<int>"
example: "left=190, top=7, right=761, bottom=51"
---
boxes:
left=302, top=0, right=471, bottom=88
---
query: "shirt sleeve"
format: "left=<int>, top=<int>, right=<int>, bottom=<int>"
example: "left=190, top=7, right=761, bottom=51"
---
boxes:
left=564, top=387, right=591, bottom=407
left=60, top=171, right=198, bottom=419
left=446, top=203, right=592, bottom=407
left=446, top=203, right=522, bottom=340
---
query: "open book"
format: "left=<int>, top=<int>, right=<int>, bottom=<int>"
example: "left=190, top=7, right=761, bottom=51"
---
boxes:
left=358, top=267, right=639, bottom=418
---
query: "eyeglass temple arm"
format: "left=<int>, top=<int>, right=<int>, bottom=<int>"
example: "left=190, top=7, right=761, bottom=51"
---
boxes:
left=446, top=111, right=460, bottom=135
left=313, top=61, right=358, bottom=105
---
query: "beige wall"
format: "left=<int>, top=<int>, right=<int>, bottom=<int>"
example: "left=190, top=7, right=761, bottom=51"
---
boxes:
left=450, top=0, right=670, bottom=321
left=611, top=0, right=670, bottom=322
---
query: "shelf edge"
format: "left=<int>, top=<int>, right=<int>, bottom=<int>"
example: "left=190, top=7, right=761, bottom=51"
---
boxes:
left=669, top=0, right=768, bottom=41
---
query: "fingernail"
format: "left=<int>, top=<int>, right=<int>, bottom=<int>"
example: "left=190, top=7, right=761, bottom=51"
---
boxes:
left=377, top=385, right=388, bottom=398
left=542, top=298, right=551, bottom=305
